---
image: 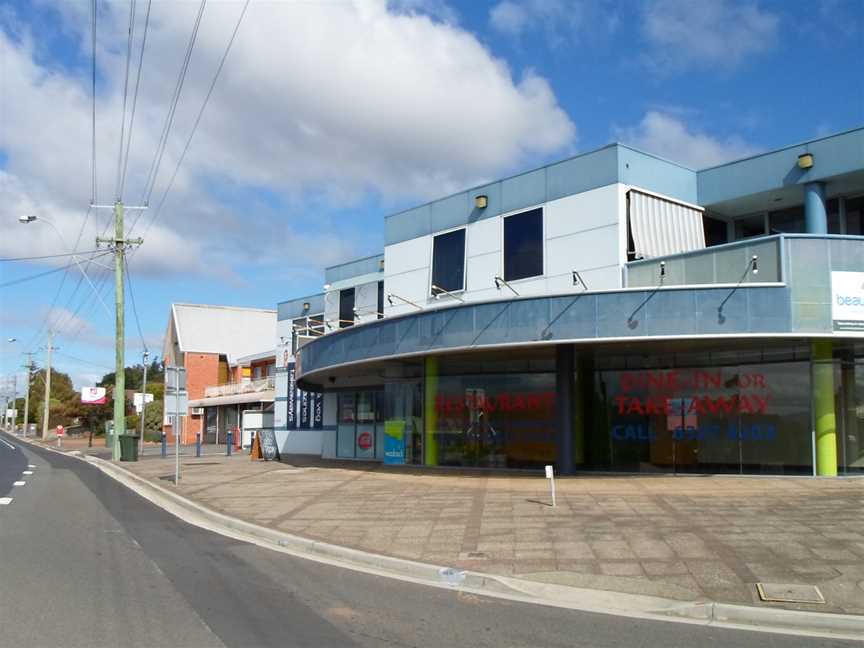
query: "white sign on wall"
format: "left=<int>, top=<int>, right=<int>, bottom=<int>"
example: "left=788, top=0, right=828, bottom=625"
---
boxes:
left=831, top=271, right=864, bottom=332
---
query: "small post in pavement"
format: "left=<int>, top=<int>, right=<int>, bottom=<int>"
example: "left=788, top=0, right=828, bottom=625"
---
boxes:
left=545, top=465, right=556, bottom=507
left=164, top=365, right=187, bottom=485
left=139, top=349, right=149, bottom=456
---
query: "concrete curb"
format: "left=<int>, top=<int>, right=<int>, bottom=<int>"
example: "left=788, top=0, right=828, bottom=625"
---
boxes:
left=12, top=436, right=864, bottom=642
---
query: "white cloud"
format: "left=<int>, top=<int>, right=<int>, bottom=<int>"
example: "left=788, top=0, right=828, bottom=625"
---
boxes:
left=0, top=0, right=576, bottom=279
left=388, top=0, right=460, bottom=24
left=642, top=0, right=779, bottom=72
left=489, top=0, right=617, bottom=45
left=490, top=1, right=531, bottom=36
left=613, top=111, right=759, bottom=169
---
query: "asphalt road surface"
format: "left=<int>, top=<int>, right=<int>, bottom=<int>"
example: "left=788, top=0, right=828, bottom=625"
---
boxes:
left=0, top=432, right=857, bottom=648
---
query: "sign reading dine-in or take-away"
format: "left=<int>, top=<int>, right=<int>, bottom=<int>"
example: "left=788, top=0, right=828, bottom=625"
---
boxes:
left=831, top=271, right=864, bottom=332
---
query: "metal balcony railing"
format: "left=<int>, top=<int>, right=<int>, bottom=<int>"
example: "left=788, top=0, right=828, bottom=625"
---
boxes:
left=203, top=376, right=274, bottom=398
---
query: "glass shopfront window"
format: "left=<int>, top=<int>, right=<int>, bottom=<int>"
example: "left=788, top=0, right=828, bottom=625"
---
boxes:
left=588, top=352, right=813, bottom=474
left=337, top=390, right=384, bottom=459
left=427, top=372, right=556, bottom=469
left=383, top=382, right=423, bottom=465
left=837, top=356, right=864, bottom=474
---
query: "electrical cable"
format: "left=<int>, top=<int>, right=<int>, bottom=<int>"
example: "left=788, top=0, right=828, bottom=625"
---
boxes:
left=119, top=0, right=152, bottom=199
left=91, top=0, right=98, bottom=206
left=0, top=249, right=104, bottom=263
left=138, top=0, right=207, bottom=210
left=53, top=351, right=114, bottom=372
left=136, top=0, right=250, bottom=239
left=124, top=255, right=148, bottom=352
left=115, top=0, right=137, bottom=199
left=0, top=252, right=112, bottom=289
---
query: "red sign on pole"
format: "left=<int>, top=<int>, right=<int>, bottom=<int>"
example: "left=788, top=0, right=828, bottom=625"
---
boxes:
left=56, top=425, right=65, bottom=437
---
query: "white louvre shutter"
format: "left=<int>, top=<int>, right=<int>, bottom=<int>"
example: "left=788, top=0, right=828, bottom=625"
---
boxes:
left=629, top=190, right=706, bottom=259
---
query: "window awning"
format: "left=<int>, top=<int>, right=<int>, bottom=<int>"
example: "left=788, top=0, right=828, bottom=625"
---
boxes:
left=629, top=190, right=706, bottom=259
left=188, top=390, right=275, bottom=408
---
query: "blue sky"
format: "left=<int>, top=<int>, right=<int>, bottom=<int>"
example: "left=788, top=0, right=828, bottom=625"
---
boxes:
left=0, top=0, right=862, bottom=387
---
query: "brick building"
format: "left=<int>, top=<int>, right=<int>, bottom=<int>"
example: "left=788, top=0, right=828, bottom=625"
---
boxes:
left=161, top=303, right=276, bottom=444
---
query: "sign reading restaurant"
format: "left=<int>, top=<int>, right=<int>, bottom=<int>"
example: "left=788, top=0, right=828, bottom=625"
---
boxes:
left=832, top=271, right=864, bottom=332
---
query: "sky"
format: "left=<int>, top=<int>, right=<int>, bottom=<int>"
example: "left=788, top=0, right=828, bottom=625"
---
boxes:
left=0, top=0, right=862, bottom=390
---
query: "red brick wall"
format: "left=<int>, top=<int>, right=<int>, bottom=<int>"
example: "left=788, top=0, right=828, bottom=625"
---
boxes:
left=163, top=352, right=219, bottom=444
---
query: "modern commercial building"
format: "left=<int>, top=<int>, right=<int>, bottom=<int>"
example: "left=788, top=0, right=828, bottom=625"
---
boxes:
left=279, top=128, right=864, bottom=476
left=162, top=303, right=276, bottom=445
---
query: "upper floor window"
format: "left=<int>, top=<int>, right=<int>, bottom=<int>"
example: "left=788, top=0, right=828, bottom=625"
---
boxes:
left=504, top=208, right=543, bottom=281
left=377, top=281, right=384, bottom=319
left=339, top=288, right=355, bottom=328
left=431, top=228, right=466, bottom=294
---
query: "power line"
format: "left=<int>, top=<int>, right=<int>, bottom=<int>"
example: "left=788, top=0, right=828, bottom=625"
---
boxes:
left=91, top=0, right=98, bottom=206
left=0, top=249, right=104, bottom=263
left=0, top=252, right=112, bottom=289
left=137, top=0, right=251, bottom=239
left=138, top=0, right=207, bottom=211
left=124, top=255, right=147, bottom=352
left=119, top=0, right=152, bottom=200
left=53, top=351, right=114, bottom=372
left=115, top=0, right=137, bottom=200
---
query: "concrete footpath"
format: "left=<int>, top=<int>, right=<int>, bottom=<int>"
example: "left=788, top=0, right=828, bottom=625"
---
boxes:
left=20, top=437, right=864, bottom=637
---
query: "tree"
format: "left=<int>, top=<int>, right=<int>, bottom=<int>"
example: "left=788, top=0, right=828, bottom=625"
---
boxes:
left=99, top=358, right=164, bottom=392
left=27, top=368, right=108, bottom=431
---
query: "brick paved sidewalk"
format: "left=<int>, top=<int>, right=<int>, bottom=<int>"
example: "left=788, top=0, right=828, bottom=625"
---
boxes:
left=114, top=453, right=864, bottom=614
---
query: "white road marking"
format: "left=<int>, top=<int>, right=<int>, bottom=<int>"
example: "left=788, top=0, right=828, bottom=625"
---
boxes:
left=28, top=464, right=36, bottom=468
left=0, top=437, right=16, bottom=450
left=22, top=470, right=33, bottom=475
left=0, top=498, right=12, bottom=505
left=13, top=481, right=25, bottom=486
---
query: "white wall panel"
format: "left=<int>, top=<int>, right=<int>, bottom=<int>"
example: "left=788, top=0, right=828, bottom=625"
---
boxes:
left=385, top=235, right=432, bottom=275
left=545, top=184, right=621, bottom=239
left=466, top=252, right=500, bottom=293
left=466, top=218, right=500, bottom=257
left=324, top=290, right=339, bottom=329
left=546, top=225, right=620, bottom=277
left=354, top=280, right=379, bottom=323
left=276, top=429, right=323, bottom=455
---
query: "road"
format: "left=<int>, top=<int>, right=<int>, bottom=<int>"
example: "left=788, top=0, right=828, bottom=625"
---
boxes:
left=0, top=432, right=856, bottom=648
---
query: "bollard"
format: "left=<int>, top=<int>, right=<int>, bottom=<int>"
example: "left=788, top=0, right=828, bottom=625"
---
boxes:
left=227, top=430, right=233, bottom=456
left=161, top=433, right=167, bottom=458
left=196, top=433, right=201, bottom=457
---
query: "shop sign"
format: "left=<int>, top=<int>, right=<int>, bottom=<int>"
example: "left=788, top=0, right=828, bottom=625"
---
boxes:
left=283, top=361, right=323, bottom=430
left=383, top=420, right=405, bottom=465
left=357, top=431, right=373, bottom=450
left=286, top=362, right=297, bottom=427
left=434, top=391, right=555, bottom=417
left=831, top=271, right=864, bottom=332
left=610, top=368, right=776, bottom=443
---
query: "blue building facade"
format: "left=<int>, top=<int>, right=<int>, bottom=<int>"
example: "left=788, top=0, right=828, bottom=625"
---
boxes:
left=284, top=128, right=864, bottom=476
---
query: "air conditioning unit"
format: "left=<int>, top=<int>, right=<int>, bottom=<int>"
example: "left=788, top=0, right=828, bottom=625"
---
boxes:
left=190, top=407, right=204, bottom=416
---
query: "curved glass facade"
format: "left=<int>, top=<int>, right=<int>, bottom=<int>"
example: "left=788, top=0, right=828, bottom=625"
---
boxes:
left=323, top=340, right=864, bottom=475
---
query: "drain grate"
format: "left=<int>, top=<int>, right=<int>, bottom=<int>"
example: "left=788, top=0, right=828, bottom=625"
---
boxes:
left=756, top=583, right=825, bottom=604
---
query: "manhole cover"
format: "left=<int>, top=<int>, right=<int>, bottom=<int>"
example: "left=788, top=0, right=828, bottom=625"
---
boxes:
left=756, top=583, right=825, bottom=604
